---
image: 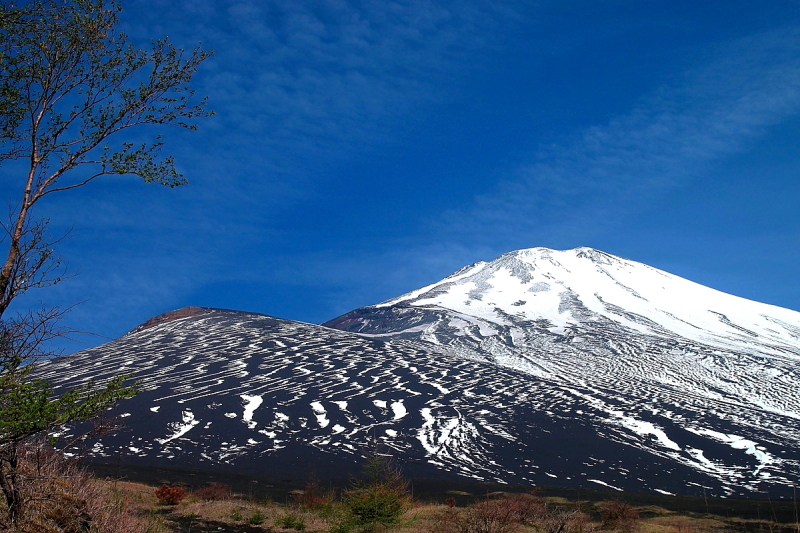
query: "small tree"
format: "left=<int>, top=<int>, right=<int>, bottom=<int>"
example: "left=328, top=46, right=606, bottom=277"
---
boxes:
left=335, top=450, right=411, bottom=532
left=0, top=309, right=140, bottom=525
left=0, top=0, right=211, bottom=526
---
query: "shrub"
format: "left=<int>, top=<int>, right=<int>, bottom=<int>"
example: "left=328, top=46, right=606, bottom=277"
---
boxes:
left=539, top=508, right=592, bottom=533
left=343, top=485, right=408, bottom=527
left=194, top=482, right=232, bottom=501
left=0, top=441, right=155, bottom=532
left=334, top=450, right=411, bottom=532
left=154, top=484, right=186, bottom=505
left=457, top=497, right=524, bottom=533
left=294, top=470, right=332, bottom=509
left=276, top=512, right=307, bottom=530
left=432, top=494, right=549, bottom=533
left=505, top=492, right=546, bottom=524
left=248, top=509, right=265, bottom=525
left=598, top=500, right=639, bottom=532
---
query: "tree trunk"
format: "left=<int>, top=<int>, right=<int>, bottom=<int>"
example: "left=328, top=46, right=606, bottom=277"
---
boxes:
left=0, top=443, right=23, bottom=526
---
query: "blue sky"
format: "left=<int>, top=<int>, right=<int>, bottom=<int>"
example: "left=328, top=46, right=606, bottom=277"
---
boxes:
left=5, top=0, right=800, bottom=352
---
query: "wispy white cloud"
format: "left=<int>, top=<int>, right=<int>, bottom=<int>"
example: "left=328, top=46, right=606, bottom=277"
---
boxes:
left=19, top=0, right=533, bottom=345
left=275, top=25, right=800, bottom=317
left=437, top=26, right=800, bottom=247
left=9, top=3, right=800, bottom=350
left=150, top=0, right=527, bottom=176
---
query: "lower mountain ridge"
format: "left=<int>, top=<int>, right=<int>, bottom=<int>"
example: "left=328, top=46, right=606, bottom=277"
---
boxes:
left=34, top=247, right=800, bottom=498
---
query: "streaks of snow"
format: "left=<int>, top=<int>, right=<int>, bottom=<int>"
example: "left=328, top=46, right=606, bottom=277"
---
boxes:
left=418, top=408, right=440, bottom=455
left=391, top=401, right=407, bottom=420
left=311, top=401, right=330, bottom=428
left=156, top=410, right=200, bottom=444
left=224, top=412, right=237, bottom=418
left=36, top=304, right=800, bottom=497
left=373, top=399, right=387, bottom=409
left=567, top=388, right=680, bottom=451
left=474, top=417, right=518, bottom=442
left=428, top=381, right=450, bottom=395
left=241, top=394, right=263, bottom=429
left=417, top=407, right=492, bottom=481
left=385, top=429, right=398, bottom=437
left=611, top=411, right=681, bottom=451
left=228, top=358, right=249, bottom=377
left=332, top=424, right=345, bottom=434
left=686, top=448, right=728, bottom=475
left=589, top=479, right=623, bottom=491
left=332, top=401, right=348, bottom=411
left=686, top=428, right=778, bottom=473
left=150, top=406, right=160, bottom=413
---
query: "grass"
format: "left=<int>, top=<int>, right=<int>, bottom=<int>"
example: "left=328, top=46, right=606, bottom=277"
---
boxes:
left=4, top=451, right=798, bottom=533
left=98, top=479, right=800, bottom=533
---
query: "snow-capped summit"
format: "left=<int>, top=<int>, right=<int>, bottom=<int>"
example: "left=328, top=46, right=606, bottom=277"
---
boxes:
left=356, top=246, right=800, bottom=356
left=325, top=247, right=800, bottom=496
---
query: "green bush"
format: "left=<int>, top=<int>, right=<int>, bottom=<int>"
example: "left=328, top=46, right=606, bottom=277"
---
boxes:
left=248, top=509, right=265, bottom=525
left=333, top=451, right=410, bottom=532
left=343, top=485, right=407, bottom=526
left=276, top=512, right=306, bottom=530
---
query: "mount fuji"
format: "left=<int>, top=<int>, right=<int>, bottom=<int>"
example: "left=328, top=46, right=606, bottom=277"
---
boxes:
left=324, top=247, right=800, bottom=495
left=34, top=247, right=800, bottom=498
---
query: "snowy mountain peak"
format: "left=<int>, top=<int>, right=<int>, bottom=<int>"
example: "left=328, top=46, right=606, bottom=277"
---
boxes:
left=371, top=246, right=800, bottom=356
left=322, top=247, right=800, bottom=496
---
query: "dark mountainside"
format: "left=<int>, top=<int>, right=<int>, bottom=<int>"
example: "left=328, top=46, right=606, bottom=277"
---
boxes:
left=35, top=248, right=800, bottom=499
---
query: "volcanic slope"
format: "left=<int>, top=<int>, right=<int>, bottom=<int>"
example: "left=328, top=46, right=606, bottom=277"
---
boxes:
left=31, top=307, right=774, bottom=497
left=324, top=247, right=800, bottom=497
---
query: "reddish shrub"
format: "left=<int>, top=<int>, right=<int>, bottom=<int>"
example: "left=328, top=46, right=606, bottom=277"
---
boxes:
left=598, top=500, right=639, bottom=532
left=433, top=496, right=530, bottom=533
left=293, top=473, right=332, bottom=509
left=194, top=482, right=231, bottom=501
left=155, top=484, right=185, bottom=505
left=432, top=493, right=587, bottom=533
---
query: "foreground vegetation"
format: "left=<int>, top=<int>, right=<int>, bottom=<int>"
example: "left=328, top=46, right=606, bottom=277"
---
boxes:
left=2, top=446, right=799, bottom=533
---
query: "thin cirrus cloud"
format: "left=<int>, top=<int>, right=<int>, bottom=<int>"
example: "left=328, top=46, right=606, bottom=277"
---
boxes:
left=278, top=24, right=800, bottom=316
left=184, top=0, right=526, bottom=172
left=14, top=2, right=800, bottom=350
left=22, top=0, right=531, bottom=345
left=438, top=26, right=800, bottom=248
